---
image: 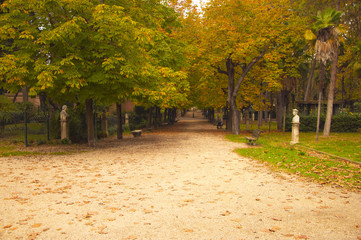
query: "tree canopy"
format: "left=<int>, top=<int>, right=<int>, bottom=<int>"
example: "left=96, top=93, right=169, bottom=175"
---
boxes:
left=1, top=0, right=360, bottom=139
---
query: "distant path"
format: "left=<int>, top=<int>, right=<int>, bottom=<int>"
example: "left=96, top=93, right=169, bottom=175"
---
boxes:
left=1, top=110, right=360, bottom=239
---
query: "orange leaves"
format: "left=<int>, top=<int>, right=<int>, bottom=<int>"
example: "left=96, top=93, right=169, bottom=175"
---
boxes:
left=31, top=223, right=42, bottom=228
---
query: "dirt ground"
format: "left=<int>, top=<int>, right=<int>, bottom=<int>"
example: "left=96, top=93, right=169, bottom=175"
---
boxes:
left=1, top=111, right=361, bottom=240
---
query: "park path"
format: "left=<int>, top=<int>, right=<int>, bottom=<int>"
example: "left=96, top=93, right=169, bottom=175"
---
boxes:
left=0, top=110, right=361, bottom=240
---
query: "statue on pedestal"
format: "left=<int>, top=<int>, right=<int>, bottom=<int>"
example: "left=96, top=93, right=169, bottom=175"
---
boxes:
left=290, top=109, right=300, bottom=145
left=60, top=105, right=70, bottom=141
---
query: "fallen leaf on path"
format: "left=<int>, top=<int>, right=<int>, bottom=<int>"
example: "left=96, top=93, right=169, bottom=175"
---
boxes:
left=144, top=209, right=152, bottom=214
left=231, top=219, right=242, bottom=223
left=272, top=217, right=282, bottom=221
left=282, top=233, right=294, bottom=237
left=3, top=225, right=12, bottom=229
left=221, top=211, right=231, bottom=216
left=184, top=229, right=194, bottom=233
left=31, top=223, right=42, bottom=228
left=295, top=235, right=309, bottom=239
left=125, top=235, right=137, bottom=240
left=316, top=205, right=331, bottom=209
left=98, top=225, right=107, bottom=234
left=27, top=232, right=39, bottom=240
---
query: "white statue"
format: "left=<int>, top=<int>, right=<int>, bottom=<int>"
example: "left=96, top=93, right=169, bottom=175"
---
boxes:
left=60, top=105, right=69, bottom=141
left=290, top=109, right=300, bottom=145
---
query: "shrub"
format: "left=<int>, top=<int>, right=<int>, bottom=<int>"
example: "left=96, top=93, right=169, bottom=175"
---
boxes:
left=331, top=113, right=361, bottom=132
left=285, top=113, right=361, bottom=132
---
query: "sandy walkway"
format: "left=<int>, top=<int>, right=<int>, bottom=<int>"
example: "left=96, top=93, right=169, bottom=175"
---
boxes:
left=1, top=111, right=360, bottom=240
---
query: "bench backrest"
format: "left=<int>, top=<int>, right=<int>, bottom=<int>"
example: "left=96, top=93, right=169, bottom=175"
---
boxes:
left=252, top=129, right=263, bottom=139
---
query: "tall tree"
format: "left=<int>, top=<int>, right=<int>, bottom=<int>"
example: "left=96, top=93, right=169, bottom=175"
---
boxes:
left=1, top=0, right=186, bottom=146
left=199, top=0, right=303, bottom=134
left=308, top=8, right=342, bottom=137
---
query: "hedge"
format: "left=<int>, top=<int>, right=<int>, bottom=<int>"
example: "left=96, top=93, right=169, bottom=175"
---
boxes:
left=285, top=113, right=361, bottom=132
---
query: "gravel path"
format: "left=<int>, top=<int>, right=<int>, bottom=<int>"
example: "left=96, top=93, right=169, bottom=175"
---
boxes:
left=1, top=111, right=360, bottom=239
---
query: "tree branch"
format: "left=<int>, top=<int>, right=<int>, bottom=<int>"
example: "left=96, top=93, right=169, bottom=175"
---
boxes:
left=217, top=67, right=228, bottom=75
left=233, top=47, right=268, bottom=97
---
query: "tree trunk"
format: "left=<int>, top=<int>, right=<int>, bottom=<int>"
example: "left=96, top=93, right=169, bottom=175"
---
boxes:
left=22, top=86, right=28, bottom=102
left=12, top=92, right=19, bottom=103
left=225, top=58, right=241, bottom=134
left=304, top=57, right=316, bottom=102
left=101, top=109, right=109, bottom=137
left=316, top=62, right=326, bottom=141
left=323, top=49, right=338, bottom=136
left=229, top=98, right=240, bottom=134
left=258, top=110, right=262, bottom=128
left=86, top=99, right=95, bottom=147
left=245, top=108, right=250, bottom=131
left=276, top=90, right=287, bottom=130
left=164, top=109, right=167, bottom=123
left=282, top=106, right=286, bottom=132
left=146, top=107, right=153, bottom=129
left=316, top=91, right=322, bottom=141
left=116, top=102, right=123, bottom=139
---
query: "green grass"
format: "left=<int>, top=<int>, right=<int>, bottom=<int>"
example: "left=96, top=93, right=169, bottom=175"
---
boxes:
left=260, top=131, right=361, bottom=163
left=0, top=140, right=72, bottom=157
left=227, top=132, right=361, bottom=190
left=0, top=145, right=39, bottom=157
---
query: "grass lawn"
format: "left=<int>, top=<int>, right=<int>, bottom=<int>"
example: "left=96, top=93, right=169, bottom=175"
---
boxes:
left=227, top=129, right=361, bottom=190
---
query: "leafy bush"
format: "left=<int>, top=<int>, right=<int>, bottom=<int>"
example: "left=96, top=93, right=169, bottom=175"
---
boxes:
left=285, top=113, right=361, bottom=132
left=68, top=106, right=87, bottom=143
left=331, top=113, right=361, bottom=132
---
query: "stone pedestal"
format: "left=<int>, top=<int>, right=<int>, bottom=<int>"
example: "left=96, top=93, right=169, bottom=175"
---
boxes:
left=125, top=113, right=129, bottom=129
left=290, top=122, right=299, bottom=145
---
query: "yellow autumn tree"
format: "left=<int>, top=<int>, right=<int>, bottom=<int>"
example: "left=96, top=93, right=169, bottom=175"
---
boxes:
left=198, top=0, right=305, bottom=134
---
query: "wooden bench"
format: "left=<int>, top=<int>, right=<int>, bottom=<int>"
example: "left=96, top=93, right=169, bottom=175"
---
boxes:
left=245, top=129, right=263, bottom=145
left=131, top=130, right=142, bottom=137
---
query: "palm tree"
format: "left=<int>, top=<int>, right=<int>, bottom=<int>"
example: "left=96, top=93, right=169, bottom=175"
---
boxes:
left=311, top=8, right=342, bottom=139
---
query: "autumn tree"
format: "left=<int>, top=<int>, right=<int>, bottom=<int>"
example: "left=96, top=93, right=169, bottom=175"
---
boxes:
left=1, top=0, right=188, bottom=146
left=198, top=0, right=303, bottom=134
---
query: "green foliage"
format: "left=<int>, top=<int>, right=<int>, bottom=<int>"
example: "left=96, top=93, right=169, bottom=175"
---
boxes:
left=331, top=113, right=361, bottom=132
left=0, top=0, right=190, bottom=118
left=61, top=138, right=70, bottom=145
left=312, top=8, right=342, bottom=31
left=285, top=113, right=361, bottom=132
